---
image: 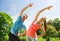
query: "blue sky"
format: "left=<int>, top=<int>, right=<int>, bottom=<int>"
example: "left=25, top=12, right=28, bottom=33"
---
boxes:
left=0, top=0, right=60, bottom=29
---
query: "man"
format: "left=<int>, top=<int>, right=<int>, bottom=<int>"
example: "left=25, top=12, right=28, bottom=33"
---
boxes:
left=9, top=3, right=33, bottom=41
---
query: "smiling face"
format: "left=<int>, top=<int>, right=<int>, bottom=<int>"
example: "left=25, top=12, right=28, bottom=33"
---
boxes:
left=22, top=14, right=28, bottom=22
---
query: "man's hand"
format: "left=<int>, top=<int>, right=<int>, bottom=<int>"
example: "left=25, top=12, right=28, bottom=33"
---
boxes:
left=17, top=33, right=20, bottom=36
left=20, top=3, right=33, bottom=16
left=17, top=33, right=24, bottom=36
left=27, top=3, right=33, bottom=7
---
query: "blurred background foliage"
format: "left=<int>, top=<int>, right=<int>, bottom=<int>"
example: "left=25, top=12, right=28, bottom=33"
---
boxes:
left=0, top=12, right=60, bottom=41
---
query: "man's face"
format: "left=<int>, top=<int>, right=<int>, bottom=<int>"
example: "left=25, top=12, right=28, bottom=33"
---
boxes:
left=22, top=14, right=28, bottom=21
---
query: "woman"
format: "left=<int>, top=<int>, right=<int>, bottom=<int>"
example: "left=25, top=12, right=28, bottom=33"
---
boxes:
left=26, top=5, right=53, bottom=41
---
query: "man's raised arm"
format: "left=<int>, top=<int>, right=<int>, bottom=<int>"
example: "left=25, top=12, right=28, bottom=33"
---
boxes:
left=20, top=3, right=33, bottom=16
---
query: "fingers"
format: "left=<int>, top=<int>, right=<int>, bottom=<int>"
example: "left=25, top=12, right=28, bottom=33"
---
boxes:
left=28, top=3, right=33, bottom=7
left=47, top=5, right=53, bottom=10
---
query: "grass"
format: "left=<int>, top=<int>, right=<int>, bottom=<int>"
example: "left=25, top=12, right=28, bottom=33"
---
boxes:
left=20, top=36, right=60, bottom=41
left=50, top=38, right=59, bottom=41
left=38, top=37, right=59, bottom=41
left=38, top=37, right=46, bottom=41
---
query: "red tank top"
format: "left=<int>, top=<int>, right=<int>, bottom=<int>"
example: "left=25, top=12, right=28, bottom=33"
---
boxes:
left=26, top=21, right=40, bottom=37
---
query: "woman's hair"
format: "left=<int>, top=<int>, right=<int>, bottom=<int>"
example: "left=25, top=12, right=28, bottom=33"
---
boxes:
left=44, top=20, right=47, bottom=31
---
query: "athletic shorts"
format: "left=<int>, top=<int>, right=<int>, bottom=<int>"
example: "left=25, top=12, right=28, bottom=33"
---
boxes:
left=9, top=32, right=20, bottom=41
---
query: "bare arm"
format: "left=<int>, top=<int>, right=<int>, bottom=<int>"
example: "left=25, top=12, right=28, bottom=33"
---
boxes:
left=34, top=5, right=53, bottom=22
left=37, top=26, right=45, bottom=38
left=20, top=3, right=33, bottom=16
left=17, top=30, right=26, bottom=36
left=37, top=17, right=47, bottom=38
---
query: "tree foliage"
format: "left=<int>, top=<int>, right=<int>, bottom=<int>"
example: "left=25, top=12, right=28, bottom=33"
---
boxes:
left=0, top=12, right=13, bottom=41
left=53, top=18, right=60, bottom=31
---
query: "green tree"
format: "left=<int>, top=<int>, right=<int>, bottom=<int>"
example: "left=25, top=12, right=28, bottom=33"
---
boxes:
left=53, top=18, right=60, bottom=40
left=53, top=18, right=60, bottom=31
left=47, top=20, right=53, bottom=25
left=43, top=25, right=58, bottom=41
left=43, top=19, right=59, bottom=41
left=0, top=12, right=13, bottom=41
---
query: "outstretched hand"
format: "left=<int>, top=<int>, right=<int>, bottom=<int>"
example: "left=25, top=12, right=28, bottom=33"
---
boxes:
left=46, top=5, right=53, bottom=10
left=27, top=3, right=33, bottom=7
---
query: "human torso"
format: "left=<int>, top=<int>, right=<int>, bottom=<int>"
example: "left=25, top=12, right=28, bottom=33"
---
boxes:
left=26, top=21, right=40, bottom=37
left=10, top=16, right=26, bottom=36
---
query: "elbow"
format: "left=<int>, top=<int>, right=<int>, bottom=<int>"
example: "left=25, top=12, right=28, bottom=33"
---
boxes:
left=43, top=33, right=46, bottom=36
left=42, top=32, right=46, bottom=36
left=43, top=29, right=46, bottom=36
left=43, top=32, right=46, bottom=36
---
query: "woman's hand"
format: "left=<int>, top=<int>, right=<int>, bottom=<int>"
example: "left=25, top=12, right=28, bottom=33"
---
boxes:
left=46, top=5, right=53, bottom=10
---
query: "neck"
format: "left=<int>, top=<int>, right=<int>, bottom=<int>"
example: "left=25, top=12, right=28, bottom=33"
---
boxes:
left=22, top=19, right=24, bottom=22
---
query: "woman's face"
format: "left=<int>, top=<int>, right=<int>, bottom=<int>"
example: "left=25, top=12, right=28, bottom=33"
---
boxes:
left=36, top=18, right=45, bottom=24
